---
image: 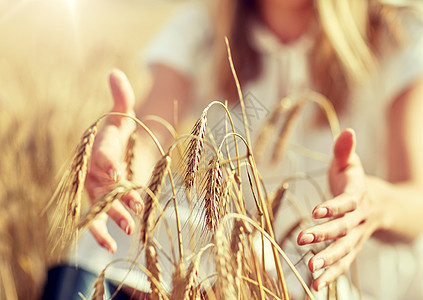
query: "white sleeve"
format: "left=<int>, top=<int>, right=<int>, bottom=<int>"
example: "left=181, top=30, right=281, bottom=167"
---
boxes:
left=380, top=9, right=423, bottom=100
left=143, top=3, right=211, bottom=78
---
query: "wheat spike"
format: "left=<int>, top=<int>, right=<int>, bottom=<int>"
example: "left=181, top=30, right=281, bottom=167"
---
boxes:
left=170, top=255, right=202, bottom=300
left=214, top=225, right=237, bottom=299
left=49, top=121, right=98, bottom=249
left=124, top=129, right=137, bottom=181
left=68, top=122, right=98, bottom=223
left=230, top=219, right=249, bottom=297
left=170, top=262, right=186, bottom=300
left=184, top=111, right=207, bottom=190
left=0, top=262, right=18, bottom=300
left=220, top=171, right=236, bottom=217
left=146, top=240, right=163, bottom=300
left=183, top=259, right=200, bottom=300
left=91, top=268, right=106, bottom=300
left=270, top=182, right=289, bottom=222
left=271, top=100, right=305, bottom=163
left=254, top=97, right=291, bottom=162
left=202, top=156, right=224, bottom=232
left=140, top=154, right=171, bottom=244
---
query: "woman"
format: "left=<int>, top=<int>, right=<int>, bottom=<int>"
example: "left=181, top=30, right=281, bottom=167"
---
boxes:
left=82, top=0, right=423, bottom=298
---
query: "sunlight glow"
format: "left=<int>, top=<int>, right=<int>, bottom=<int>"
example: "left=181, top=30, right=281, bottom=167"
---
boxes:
left=0, top=0, right=33, bottom=22
left=64, top=0, right=83, bottom=64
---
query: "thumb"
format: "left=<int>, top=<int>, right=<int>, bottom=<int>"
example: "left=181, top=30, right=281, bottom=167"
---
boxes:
left=333, top=128, right=356, bottom=171
left=109, top=69, right=135, bottom=126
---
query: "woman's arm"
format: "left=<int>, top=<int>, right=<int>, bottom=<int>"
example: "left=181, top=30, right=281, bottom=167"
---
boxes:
left=134, top=63, right=192, bottom=139
left=377, top=76, right=423, bottom=238
left=86, top=66, right=191, bottom=253
left=297, top=77, right=423, bottom=291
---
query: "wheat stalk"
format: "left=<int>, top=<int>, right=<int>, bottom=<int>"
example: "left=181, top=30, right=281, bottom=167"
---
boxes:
left=225, top=213, right=316, bottom=300
left=241, top=276, right=283, bottom=300
left=124, top=129, right=137, bottom=181
left=304, top=90, right=340, bottom=138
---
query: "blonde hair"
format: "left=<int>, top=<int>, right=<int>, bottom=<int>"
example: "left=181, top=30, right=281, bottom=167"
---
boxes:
left=209, top=0, right=417, bottom=116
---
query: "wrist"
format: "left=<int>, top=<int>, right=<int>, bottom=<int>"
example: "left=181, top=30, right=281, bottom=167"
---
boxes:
left=366, top=176, right=393, bottom=232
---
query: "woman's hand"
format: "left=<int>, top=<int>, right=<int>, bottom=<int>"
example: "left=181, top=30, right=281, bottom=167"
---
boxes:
left=85, top=70, right=143, bottom=253
left=297, top=129, right=383, bottom=291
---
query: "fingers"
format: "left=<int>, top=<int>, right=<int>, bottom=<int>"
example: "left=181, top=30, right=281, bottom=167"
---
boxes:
left=297, top=211, right=362, bottom=245
left=333, top=128, right=356, bottom=171
left=312, top=193, right=358, bottom=219
left=88, top=198, right=141, bottom=253
left=85, top=169, right=117, bottom=201
left=107, top=200, right=136, bottom=235
left=307, top=226, right=362, bottom=272
left=85, top=173, right=143, bottom=216
left=312, top=249, right=358, bottom=291
left=121, top=190, right=144, bottom=215
left=308, top=225, right=369, bottom=291
left=89, top=213, right=117, bottom=253
left=109, top=69, right=136, bottom=127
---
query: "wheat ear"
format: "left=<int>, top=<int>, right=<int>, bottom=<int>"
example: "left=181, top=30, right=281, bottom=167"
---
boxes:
left=202, top=156, right=224, bottom=232
left=170, top=260, right=200, bottom=300
left=184, top=111, right=207, bottom=190
left=140, top=154, right=171, bottom=244
left=270, top=181, right=289, bottom=223
left=49, top=121, right=98, bottom=249
left=124, top=129, right=137, bottom=181
left=146, top=240, right=164, bottom=300
left=214, top=224, right=237, bottom=299
left=169, top=261, right=186, bottom=300
left=272, top=100, right=305, bottom=163
left=91, top=268, right=106, bottom=300
left=230, top=219, right=251, bottom=298
left=254, top=97, right=291, bottom=162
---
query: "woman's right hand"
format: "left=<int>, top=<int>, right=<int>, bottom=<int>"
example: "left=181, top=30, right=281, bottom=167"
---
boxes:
left=85, top=69, right=144, bottom=253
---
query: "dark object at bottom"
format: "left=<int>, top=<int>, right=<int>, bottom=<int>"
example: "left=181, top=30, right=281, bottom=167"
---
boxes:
left=41, top=265, right=132, bottom=300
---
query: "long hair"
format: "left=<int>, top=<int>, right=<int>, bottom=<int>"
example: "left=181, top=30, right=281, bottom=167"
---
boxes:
left=209, top=0, right=417, bottom=117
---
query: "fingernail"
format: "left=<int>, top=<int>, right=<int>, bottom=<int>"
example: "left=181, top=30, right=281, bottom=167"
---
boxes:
left=120, top=219, right=130, bottom=235
left=101, top=242, right=116, bottom=254
left=313, top=207, right=328, bottom=218
left=317, top=281, right=326, bottom=291
left=130, top=200, right=142, bottom=214
left=108, top=168, right=119, bottom=182
left=312, top=258, right=324, bottom=272
left=298, top=233, right=314, bottom=245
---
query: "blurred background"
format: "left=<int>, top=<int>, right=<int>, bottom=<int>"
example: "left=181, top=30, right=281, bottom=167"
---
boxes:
left=0, top=0, right=188, bottom=298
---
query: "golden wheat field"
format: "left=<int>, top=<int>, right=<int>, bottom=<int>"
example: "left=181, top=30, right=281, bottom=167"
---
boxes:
left=0, top=1, right=187, bottom=299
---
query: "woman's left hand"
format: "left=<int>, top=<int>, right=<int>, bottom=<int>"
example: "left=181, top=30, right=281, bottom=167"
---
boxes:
left=297, top=129, right=383, bottom=291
